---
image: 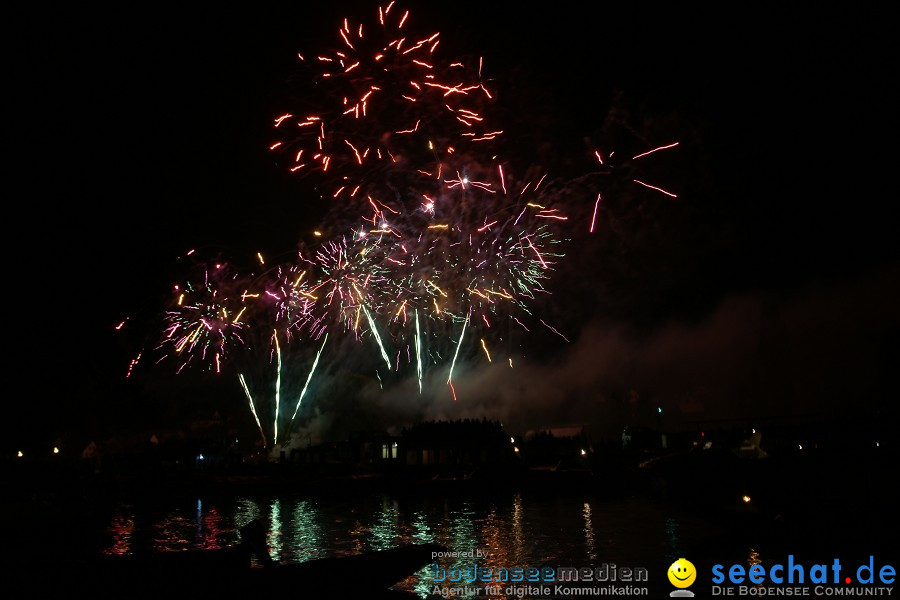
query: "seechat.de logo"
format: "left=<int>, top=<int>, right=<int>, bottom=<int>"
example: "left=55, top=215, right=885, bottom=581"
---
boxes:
left=669, top=558, right=697, bottom=597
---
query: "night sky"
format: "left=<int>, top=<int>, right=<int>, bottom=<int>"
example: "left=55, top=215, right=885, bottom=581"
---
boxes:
left=8, top=3, right=899, bottom=450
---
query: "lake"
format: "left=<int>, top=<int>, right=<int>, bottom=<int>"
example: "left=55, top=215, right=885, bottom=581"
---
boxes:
left=93, top=483, right=894, bottom=598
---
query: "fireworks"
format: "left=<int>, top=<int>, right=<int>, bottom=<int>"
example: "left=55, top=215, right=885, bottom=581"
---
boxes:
left=130, top=2, right=677, bottom=449
left=157, top=261, right=249, bottom=375
left=270, top=1, right=500, bottom=224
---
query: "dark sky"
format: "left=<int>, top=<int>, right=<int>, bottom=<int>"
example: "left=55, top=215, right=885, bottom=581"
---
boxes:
left=8, top=2, right=899, bottom=447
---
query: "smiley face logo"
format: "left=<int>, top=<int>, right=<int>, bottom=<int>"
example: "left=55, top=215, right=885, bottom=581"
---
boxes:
left=668, top=558, right=697, bottom=588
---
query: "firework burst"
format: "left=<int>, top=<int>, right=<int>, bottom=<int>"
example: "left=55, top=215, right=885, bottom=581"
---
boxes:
left=270, top=2, right=500, bottom=223
left=157, top=260, right=250, bottom=375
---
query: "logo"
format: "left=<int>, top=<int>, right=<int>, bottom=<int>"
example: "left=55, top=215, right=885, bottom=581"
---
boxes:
left=669, top=558, right=697, bottom=597
left=710, top=555, right=896, bottom=596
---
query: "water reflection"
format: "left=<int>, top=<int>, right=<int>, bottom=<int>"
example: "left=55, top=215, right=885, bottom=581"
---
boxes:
left=197, top=504, right=224, bottom=550
left=105, top=513, right=135, bottom=555
left=370, top=496, right=402, bottom=550
left=664, top=516, right=680, bottom=563
left=268, top=498, right=283, bottom=558
left=583, top=502, right=596, bottom=561
left=412, top=509, right=432, bottom=544
left=100, top=492, right=733, bottom=597
left=235, top=497, right=262, bottom=532
left=152, top=510, right=193, bottom=552
left=746, top=547, right=764, bottom=588
left=510, top=493, right=523, bottom=563
left=291, top=499, right=323, bottom=560
left=446, top=501, right=477, bottom=557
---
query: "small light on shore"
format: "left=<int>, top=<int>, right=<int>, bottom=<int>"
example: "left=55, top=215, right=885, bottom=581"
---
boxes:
left=17, top=451, right=23, bottom=458
left=742, top=495, right=752, bottom=504
left=53, top=447, right=59, bottom=454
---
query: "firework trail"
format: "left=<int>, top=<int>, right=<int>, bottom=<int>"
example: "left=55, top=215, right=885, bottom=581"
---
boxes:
left=290, top=333, right=329, bottom=421
left=239, top=373, right=267, bottom=447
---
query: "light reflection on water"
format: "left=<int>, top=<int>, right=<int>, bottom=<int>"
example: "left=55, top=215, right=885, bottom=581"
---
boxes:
left=370, top=496, right=402, bottom=550
left=101, top=491, right=751, bottom=597
left=583, top=502, right=596, bottom=562
left=291, top=499, right=324, bottom=560
left=197, top=502, right=224, bottom=550
left=106, top=514, right=134, bottom=555
left=268, top=498, right=283, bottom=558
